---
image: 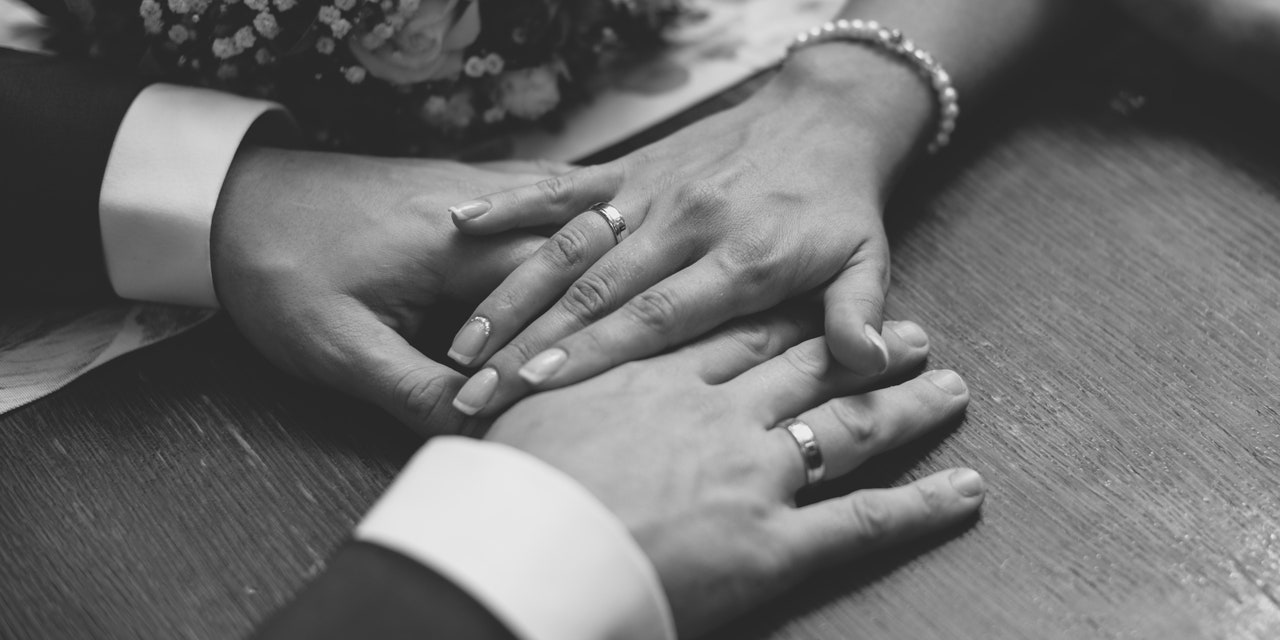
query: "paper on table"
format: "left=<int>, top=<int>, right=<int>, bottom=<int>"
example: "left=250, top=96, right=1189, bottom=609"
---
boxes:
left=0, top=0, right=842, bottom=417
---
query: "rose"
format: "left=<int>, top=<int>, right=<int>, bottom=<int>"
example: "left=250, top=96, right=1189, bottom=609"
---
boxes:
left=496, top=65, right=560, bottom=120
left=348, top=0, right=482, bottom=85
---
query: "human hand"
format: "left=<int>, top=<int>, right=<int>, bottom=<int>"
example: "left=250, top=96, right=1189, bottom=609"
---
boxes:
left=1114, top=0, right=1280, bottom=102
left=444, top=66, right=929, bottom=416
left=488, top=313, right=984, bottom=636
left=211, top=148, right=566, bottom=436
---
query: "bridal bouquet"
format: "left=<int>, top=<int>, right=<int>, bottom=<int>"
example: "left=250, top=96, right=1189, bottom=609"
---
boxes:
left=30, top=0, right=684, bottom=155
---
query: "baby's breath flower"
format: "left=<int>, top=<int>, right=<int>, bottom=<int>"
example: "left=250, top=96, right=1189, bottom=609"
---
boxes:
left=139, top=0, right=161, bottom=18
left=334, top=0, right=355, bottom=10
left=217, top=63, right=239, bottom=79
left=244, top=0, right=268, bottom=11
left=273, top=0, right=296, bottom=9
left=143, top=16, right=163, bottom=34
left=167, top=0, right=192, bottom=13
left=234, top=26, right=257, bottom=49
left=423, top=95, right=447, bottom=116
left=315, top=36, right=336, bottom=54
left=483, top=106, right=505, bottom=123
left=344, top=66, right=367, bottom=84
left=463, top=56, right=486, bottom=78
left=317, top=6, right=340, bottom=24
left=360, top=32, right=387, bottom=50
left=253, top=12, right=280, bottom=38
left=373, top=22, right=394, bottom=39
left=398, top=0, right=419, bottom=13
left=255, top=47, right=274, bottom=64
left=212, top=37, right=237, bottom=58
left=330, top=19, right=352, bottom=39
left=168, top=24, right=191, bottom=44
left=484, top=53, right=504, bottom=75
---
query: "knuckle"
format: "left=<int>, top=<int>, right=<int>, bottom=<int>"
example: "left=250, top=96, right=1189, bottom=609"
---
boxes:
left=828, top=398, right=877, bottom=447
left=726, top=320, right=778, bottom=360
left=714, top=238, right=777, bottom=292
left=392, top=369, right=455, bottom=432
left=781, top=343, right=831, bottom=380
left=561, top=273, right=615, bottom=322
left=533, top=174, right=576, bottom=208
left=849, top=496, right=894, bottom=542
left=676, top=179, right=731, bottom=219
left=623, top=288, right=681, bottom=334
left=913, top=481, right=948, bottom=513
left=543, top=226, right=593, bottom=271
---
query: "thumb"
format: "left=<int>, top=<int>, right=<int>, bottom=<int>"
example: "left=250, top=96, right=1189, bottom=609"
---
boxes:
left=823, top=239, right=891, bottom=376
left=322, top=302, right=484, bottom=437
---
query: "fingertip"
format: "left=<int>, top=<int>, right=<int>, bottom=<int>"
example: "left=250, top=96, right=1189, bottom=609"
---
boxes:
left=449, top=200, right=492, bottom=224
left=884, top=319, right=929, bottom=350
left=948, top=468, right=986, bottom=500
left=824, top=316, right=888, bottom=375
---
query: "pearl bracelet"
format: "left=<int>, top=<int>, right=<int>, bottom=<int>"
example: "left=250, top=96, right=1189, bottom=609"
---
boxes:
left=787, top=19, right=959, bottom=155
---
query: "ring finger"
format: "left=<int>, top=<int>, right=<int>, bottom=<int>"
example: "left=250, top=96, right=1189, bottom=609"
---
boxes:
left=447, top=198, right=646, bottom=368
left=769, top=369, right=971, bottom=495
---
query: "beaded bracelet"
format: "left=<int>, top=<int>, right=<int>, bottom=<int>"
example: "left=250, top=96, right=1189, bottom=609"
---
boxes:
left=786, top=19, right=959, bottom=155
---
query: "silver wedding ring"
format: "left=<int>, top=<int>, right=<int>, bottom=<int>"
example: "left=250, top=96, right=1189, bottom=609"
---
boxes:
left=589, top=202, right=628, bottom=244
left=775, top=418, right=825, bottom=486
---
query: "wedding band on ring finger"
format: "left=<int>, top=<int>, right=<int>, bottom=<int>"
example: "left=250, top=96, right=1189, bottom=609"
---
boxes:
left=774, top=418, right=826, bottom=487
left=589, top=202, right=628, bottom=244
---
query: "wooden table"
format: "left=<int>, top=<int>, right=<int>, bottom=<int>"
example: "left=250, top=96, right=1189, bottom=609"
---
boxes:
left=6, top=42, right=1280, bottom=640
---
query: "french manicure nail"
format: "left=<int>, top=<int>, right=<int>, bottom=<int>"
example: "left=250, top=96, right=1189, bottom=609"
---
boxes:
left=890, top=320, right=928, bottom=348
left=449, top=200, right=491, bottom=221
left=453, top=368, right=498, bottom=415
left=927, top=369, right=967, bottom=395
left=950, top=468, right=986, bottom=497
left=447, top=316, right=491, bottom=366
left=519, top=348, right=567, bottom=385
left=863, top=324, right=889, bottom=373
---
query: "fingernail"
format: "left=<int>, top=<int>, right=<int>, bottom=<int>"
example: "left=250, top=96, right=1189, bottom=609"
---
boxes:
left=453, top=368, right=498, bottom=415
left=519, top=348, right=567, bottom=385
left=863, top=324, right=889, bottom=373
left=449, top=200, right=491, bottom=221
left=927, top=369, right=967, bottom=395
left=448, top=316, right=491, bottom=366
left=890, top=320, right=928, bottom=348
left=950, top=469, right=986, bottom=497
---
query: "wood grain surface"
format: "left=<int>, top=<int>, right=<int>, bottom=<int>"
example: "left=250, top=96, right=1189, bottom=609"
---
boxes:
left=6, top=43, right=1280, bottom=640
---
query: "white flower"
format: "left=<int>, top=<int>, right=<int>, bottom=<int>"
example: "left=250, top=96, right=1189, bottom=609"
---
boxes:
left=217, top=63, right=238, bottom=79
left=330, top=19, right=352, bottom=38
left=484, top=52, right=503, bottom=75
left=167, top=0, right=192, bottom=13
left=463, top=55, right=485, bottom=77
left=345, top=66, right=367, bottom=83
left=139, top=0, right=161, bottom=18
left=255, top=48, right=274, bottom=64
left=212, top=37, right=237, bottom=58
left=482, top=106, right=504, bottom=123
left=244, top=0, right=268, bottom=10
left=168, top=25, right=190, bottom=44
left=254, top=12, right=280, bottom=38
left=317, top=6, right=340, bottom=24
left=234, top=26, right=257, bottom=49
left=348, top=0, right=481, bottom=85
left=420, top=90, right=474, bottom=128
left=273, top=0, right=296, bottom=9
left=497, top=66, right=561, bottom=120
left=334, top=0, right=355, bottom=10
left=143, top=16, right=163, bottom=34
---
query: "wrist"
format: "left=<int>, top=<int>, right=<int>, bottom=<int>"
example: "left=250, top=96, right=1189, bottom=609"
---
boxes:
left=759, top=41, right=936, bottom=188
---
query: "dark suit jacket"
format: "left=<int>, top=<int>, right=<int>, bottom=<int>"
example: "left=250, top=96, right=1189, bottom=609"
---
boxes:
left=0, top=47, right=518, bottom=640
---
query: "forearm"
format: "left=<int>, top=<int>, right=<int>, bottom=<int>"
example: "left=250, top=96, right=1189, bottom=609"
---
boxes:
left=760, top=0, right=1092, bottom=187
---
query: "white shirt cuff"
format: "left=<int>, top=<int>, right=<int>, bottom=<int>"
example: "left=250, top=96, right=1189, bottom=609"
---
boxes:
left=99, top=84, right=290, bottom=308
left=356, top=437, right=676, bottom=640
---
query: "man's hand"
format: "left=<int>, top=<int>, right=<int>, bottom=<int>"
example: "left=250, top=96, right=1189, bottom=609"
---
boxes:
left=211, top=147, right=563, bottom=436
left=488, top=311, right=984, bottom=636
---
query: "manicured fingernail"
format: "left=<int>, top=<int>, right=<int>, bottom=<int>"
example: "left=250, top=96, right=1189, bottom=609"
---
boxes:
left=890, top=320, right=928, bottom=348
left=453, top=368, right=498, bottom=415
left=448, top=316, right=491, bottom=366
left=863, top=324, right=889, bottom=373
left=950, top=469, right=985, bottom=497
left=449, top=200, right=491, bottom=221
left=927, top=369, right=967, bottom=395
left=519, top=348, right=567, bottom=385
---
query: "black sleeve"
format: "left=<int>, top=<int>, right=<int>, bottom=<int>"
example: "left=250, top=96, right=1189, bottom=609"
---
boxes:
left=252, top=541, right=520, bottom=640
left=0, top=47, right=149, bottom=301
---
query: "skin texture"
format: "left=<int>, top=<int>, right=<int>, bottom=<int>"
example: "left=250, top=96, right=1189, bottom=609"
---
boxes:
left=445, top=0, right=1083, bottom=417
left=488, top=312, right=985, bottom=637
left=1114, top=0, right=1280, bottom=102
left=209, top=147, right=569, bottom=436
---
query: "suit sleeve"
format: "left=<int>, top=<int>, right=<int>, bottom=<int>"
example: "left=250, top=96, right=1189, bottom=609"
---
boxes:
left=251, top=542, right=519, bottom=640
left=0, top=47, right=146, bottom=301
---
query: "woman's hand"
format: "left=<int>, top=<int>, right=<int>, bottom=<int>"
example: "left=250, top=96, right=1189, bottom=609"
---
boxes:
left=211, top=148, right=566, bottom=436
left=445, top=50, right=934, bottom=416
left=488, top=312, right=983, bottom=635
